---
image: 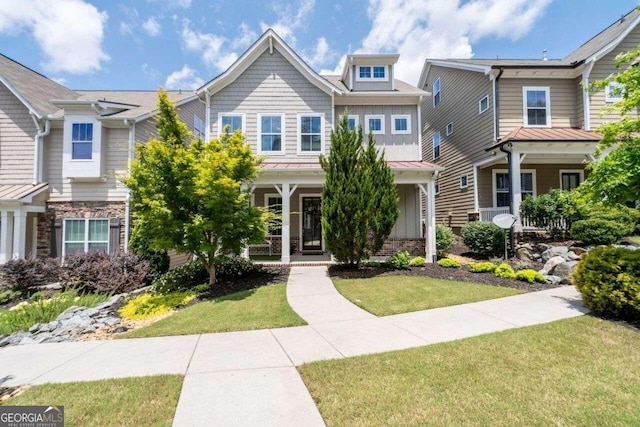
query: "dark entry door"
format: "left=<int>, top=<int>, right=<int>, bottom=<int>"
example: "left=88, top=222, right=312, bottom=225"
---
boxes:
left=302, top=197, right=322, bottom=251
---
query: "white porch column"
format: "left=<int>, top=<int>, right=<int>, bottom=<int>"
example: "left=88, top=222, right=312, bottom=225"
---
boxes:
left=511, top=149, right=522, bottom=231
left=0, top=211, right=14, bottom=263
left=240, top=186, right=255, bottom=259
left=281, top=183, right=291, bottom=264
left=12, top=210, right=27, bottom=259
left=426, top=180, right=437, bottom=263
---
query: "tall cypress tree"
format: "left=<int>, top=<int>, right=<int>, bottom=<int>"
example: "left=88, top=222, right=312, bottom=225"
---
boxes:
left=320, top=115, right=399, bottom=266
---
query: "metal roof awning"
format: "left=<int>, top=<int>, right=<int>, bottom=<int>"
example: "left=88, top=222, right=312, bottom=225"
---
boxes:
left=0, top=183, right=49, bottom=203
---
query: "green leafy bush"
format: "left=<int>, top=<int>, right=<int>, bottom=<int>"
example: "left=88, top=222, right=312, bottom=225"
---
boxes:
left=573, top=246, right=640, bottom=319
left=361, top=260, right=384, bottom=268
left=60, top=252, right=150, bottom=294
left=519, top=189, right=586, bottom=235
left=215, top=256, right=261, bottom=279
left=0, top=289, right=108, bottom=335
left=0, top=258, right=60, bottom=294
left=0, top=289, right=21, bottom=305
left=570, top=219, right=625, bottom=245
left=119, top=291, right=195, bottom=320
left=515, top=269, right=546, bottom=284
left=461, top=222, right=505, bottom=256
left=409, top=257, right=426, bottom=267
left=386, top=251, right=411, bottom=269
left=437, top=258, right=461, bottom=268
left=436, top=225, right=455, bottom=258
left=494, top=263, right=516, bottom=279
left=128, top=231, right=170, bottom=278
left=589, top=207, right=636, bottom=237
left=469, top=262, right=497, bottom=273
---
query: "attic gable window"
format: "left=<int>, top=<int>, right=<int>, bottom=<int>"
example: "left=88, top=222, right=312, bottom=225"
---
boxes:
left=605, top=82, right=624, bottom=103
left=523, top=86, right=550, bottom=127
left=357, top=65, right=388, bottom=81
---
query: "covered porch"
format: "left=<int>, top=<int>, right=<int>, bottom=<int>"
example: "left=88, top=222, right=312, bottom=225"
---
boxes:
left=246, top=161, right=441, bottom=263
left=0, top=183, right=48, bottom=263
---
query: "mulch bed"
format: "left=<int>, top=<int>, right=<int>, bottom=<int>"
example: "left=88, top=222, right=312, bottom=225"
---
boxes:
left=207, top=265, right=291, bottom=298
left=328, top=264, right=560, bottom=293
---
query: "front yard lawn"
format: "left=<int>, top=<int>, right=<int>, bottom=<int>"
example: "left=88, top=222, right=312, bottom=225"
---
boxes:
left=334, top=276, right=523, bottom=316
left=3, top=375, right=182, bottom=427
left=299, top=316, right=640, bottom=426
left=631, top=235, right=640, bottom=245
left=121, top=283, right=305, bottom=338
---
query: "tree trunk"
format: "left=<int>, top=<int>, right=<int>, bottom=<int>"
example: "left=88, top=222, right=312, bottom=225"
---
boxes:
left=208, top=264, right=216, bottom=288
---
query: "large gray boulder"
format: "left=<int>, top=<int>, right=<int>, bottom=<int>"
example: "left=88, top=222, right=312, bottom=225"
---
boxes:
left=541, top=246, right=569, bottom=263
left=554, top=261, right=579, bottom=284
left=540, top=256, right=565, bottom=275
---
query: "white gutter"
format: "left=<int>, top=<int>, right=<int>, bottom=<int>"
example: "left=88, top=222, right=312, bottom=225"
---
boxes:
left=417, top=96, right=423, bottom=160
left=30, top=112, right=50, bottom=185
left=204, top=89, right=211, bottom=142
left=123, top=119, right=136, bottom=252
left=582, top=61, right=595, bottom=131
left=91, top=102, right=102, bottom=116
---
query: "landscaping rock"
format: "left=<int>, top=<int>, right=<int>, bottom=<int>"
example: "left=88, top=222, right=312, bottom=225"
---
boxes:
left=545, top=275, right=563, bottom=286
left=102, top=317, right=120, bottom=327
left=554, top=261, right=579, bottom=284
left=93, top=295, right=125, bottom=312
left=18, top=336, right=36, bottom=345
left=569, top=246, right=587, bottom=255
left=540, top=256, right=565, bottom=275
left=0, top=337, right=10, bottom=348
left=113, top=326, right=129, bottom=334
left=28, top=323, right=42, bottom=334
left=567, top=251, right=581, bottom=261
left=516, top=247, right=536, bottom=261
left=541, top=246, right=569, bottom=263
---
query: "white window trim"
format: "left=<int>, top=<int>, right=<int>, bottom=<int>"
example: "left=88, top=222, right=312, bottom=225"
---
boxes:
left=559, top=169, right=584, bottom=189
left=297, top=113, right=325, bottom=155
left=218, top=112, right=246, bottom=137
left=605, top=82, right=624, bottom=103
left=433, top=77, right=441, bottom=107
left=194, top=114, right=206, bottom=140
left=355, top=65, right=389, bottom=82
left=479, top=95, right=489, bottom=114
left=365, top=114, right=385, bottom=135
left=434, top=183, right=440, bottom=196
left=460, top=175, right=468, bottom=188
left=433, top=131, right=441, bottom=159
left=264, top=193, right=283, bottom=237
left=446, top=122, right=453, bottom=136
left=257, top=113, right=286, bottom=155
left=62, top=218, right=110, bottom=257
left=522, top=86, right=551, bottom=128
left=346, top=114, right=359, bottom=130
left=492, top=169, right=537, bottom=208
left=391, top=114, right=411, bottom=135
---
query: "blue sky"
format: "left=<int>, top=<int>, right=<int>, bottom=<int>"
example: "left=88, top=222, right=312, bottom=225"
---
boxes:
left=0, top=0, right=637, bottom=90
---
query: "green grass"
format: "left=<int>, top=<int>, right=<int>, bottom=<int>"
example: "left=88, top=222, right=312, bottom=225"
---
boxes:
left=250, top=255, right=281, bottom=261
left=631, top=235, right=640, bottom=245
left=3, top=375, right=183, bottom=427
left=299, top=316, right=640, bottom=426
left=334, top=276, right=523, bottom=316
left=121, top=283, right=305, bottom=338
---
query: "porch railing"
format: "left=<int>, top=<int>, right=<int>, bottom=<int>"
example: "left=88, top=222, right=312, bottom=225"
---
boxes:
left=478, top=207, right=566, bottom=232
left=478, top=207, right=510, bottom=222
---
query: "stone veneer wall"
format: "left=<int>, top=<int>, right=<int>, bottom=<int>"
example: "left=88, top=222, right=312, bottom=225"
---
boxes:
left=37, top=201, right=126, bottom=258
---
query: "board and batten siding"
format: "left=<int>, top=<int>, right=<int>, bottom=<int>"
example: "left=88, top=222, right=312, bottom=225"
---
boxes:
left=420, top=65, right=494, bottom=228
left=45, top=125, right=129, bottom=201
left=589, top=24, right=640, bottom=129
left=499, top=78, right=579, bottom=138
left=209, top=48, right=333, bottom=162
left=334, top=105, right=419, bottom=160
left=0, top=83, right=36, bottom=184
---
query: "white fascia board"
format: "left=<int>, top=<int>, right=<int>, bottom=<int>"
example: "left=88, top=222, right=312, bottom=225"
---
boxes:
left=131, top=95, right=199, bottom=123
left=425, top=60, right=491, bottom=74
left=0, top=74, right=42, bottom=119
left=587, top=14, right=640, bottom=63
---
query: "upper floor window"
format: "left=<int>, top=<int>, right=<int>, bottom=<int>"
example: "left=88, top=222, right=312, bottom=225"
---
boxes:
left=357, top=65, right=388, bottom=81
left=446, top=122, right=454, bottom=136
left=347, top=115, right=359, bottom=131
left=71, top=123, right=93, bottom=160
left=63, top=218, right=109, bottom=256
left=219, top=113, right=244, bottom=135
left=460, top=175, right=468, bottom=188
left=258, top=114, right=284, bottom=154
left=392, top=115, right=411, bottom=135
left=433, top=131, right=441, bottom=159
left=299, top=114, right=323, bottom=154
left=605, top=82, right=624, bottom=103
left=479, top=95, right=489, bottom=114
left=365, top=115, right=385, bottom=135
left=194, top=115, right=206, bottom=139
left=523, top=86, right=550, bottom=127
left=433, top=78, right=441, bottom=107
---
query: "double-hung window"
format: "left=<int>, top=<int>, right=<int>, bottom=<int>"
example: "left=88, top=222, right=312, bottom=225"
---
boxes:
left=433, top=78, right=441, bottom=107
left=365, top=115, right=385, bottom=135
left=265, top=194, right=283, bottom=236
left=71, top=123, right=93, bottom=160
left=433, top=131, right=441, bottom=159
left=299, top=114, right=323, bottom=153
left=523, top=87, right=550, bottom=127
left=392, top=115, right=411, bottom=134
left=494, top=171, right=536, bottom=207
left=63, top=218, right=109, bottom=256
left=258, top=114, right=284, bottom=154
left=346, top=115, right=359, bottom=131
left=219, top=113, right=244, bottom=135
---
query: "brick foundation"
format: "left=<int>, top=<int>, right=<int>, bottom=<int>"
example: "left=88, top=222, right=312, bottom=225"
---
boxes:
left=38, top=201, right=126, bottom=258
left=375, top=238, right=426, bottom=257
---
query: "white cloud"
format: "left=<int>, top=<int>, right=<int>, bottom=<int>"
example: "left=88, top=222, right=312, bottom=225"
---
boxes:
left=260, top=0, right=315, bottom=45
left=181, top=20, right=238, bottom=71
left=303, top=37, right=337, bottom=68
left=51, top=76, right=68, bottom=86
left=119, top=22, right=132, bottom=35
left=142, top=17, right=161, bottom=37
left=0, top=0, right=109, bottom=74
left=319, top=54, right=346, bottom=76
left=356, top=0, right=552, bottom=85
left=147, top=0, right=191, bottom=9
left=165, top=65, right=203, bottom=89
left=232, top=22, right=257, bottom=50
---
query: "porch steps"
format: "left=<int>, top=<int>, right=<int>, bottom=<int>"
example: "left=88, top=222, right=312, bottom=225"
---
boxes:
left=257, top=261, right=335, bottom=267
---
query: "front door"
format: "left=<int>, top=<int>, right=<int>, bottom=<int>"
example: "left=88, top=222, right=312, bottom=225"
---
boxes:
left=302, top=197, right=322, bottom=251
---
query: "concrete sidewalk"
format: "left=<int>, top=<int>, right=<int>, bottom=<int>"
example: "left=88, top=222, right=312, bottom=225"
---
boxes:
left=0, top=266, right=588, bottom=426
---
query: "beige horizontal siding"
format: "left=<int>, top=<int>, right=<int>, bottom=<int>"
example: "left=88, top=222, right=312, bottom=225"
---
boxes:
left=0, top=83, right=36, bottom=184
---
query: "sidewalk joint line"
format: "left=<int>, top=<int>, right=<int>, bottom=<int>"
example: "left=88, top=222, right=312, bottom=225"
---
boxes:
left=184, top=334, right=202, bottom=375
left=27, top=341, right=108, bottom=385
left=268, top=329, right=296, bottom=367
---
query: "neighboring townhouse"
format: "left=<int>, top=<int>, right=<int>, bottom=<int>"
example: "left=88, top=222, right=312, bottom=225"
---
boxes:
left=0, top=54, right=205, bottom=263
left=197, top=30, right=441, bottom=263
left=418, top=9, right=640, bottom=231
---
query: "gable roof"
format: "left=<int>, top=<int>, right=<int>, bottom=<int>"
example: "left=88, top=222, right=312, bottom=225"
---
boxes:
left=324, top=75, right=428, bottom=97
left=196, top=29, right=342, bottom=97
left=0, top=54, right=78, bottom=118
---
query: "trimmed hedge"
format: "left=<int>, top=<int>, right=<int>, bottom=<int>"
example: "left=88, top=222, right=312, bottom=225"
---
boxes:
left=469, top=262, right=497, bottom=273
left=573, top=246, right=640, bottom=320
left=461, top=221, right=505, bottom=257
left=494, top=263, right=516, bottom=279
left=437, top=258, right=461, bottom=268
left=409, top=257, right=426, bottom=267
left=570, top=219, right=625, bottom=245
left=386, top=251, right=411, bottom=270
left=436, top=225, right=455, bottom=258
left=515, top=269, right=546, bottom=284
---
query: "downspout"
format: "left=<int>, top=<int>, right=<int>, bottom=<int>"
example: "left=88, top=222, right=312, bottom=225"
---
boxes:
left=417, top=96, right=423, bottom=160
left=499, top=143, right=515, bottom=256
left=30, top=112, right=50, bottom=185
left=204, top=89, right=211, bottom=141
left=582, top=61, right=595, bottom=131
left=124, top=119, right=136, bottom=253
left=493, top=68, right=504, bottom=141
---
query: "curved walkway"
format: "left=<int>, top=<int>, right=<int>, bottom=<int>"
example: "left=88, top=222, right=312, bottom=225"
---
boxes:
left=0, top=266, right=588, bottom=426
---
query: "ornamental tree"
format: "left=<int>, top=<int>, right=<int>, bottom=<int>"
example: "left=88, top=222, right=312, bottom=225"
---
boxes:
left=123, top=89, right=267, bottom=287
left=320, top=115, right=399, bottom=266
left=585, top=47, right=640, bottom=205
